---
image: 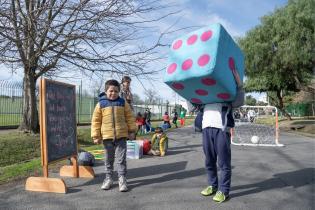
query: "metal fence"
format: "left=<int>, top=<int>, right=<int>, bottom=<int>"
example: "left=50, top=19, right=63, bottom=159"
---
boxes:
left=0, top=81, right=24, bottom=127
left=0, top=80, right=175, bottom=128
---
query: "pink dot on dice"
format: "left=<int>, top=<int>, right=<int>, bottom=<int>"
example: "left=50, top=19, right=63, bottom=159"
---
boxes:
left=187, top=34, right=198, bottom=45
left=191, top=98, right=202, bottom=104
left=182, top=59, right=193, bottom=70
left=201, top=30, right=213, bottom=41
left=172, top=83, right=185, bottom=90
left=198, top=54, right=210, bottom=66
left=195, top=89, right=208, bottom=96
left=217, top=93, right=230, bottom=100
left=173, top=40, right=182, bottom=50
left=167, top=63, right=177, bottom=74
left=201, top=78, right=216, bottom=86
left=229, top=57, right=235, bottom=71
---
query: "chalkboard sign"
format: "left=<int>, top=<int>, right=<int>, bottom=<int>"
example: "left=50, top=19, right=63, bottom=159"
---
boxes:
left=40, top=79, right=77, bottom=163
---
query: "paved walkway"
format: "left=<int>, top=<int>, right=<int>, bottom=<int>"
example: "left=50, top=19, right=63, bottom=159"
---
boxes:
left=0, top=126, right=314, bottom=210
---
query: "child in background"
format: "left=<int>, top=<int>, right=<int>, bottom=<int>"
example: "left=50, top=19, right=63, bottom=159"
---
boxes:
left=91, top=79, right=136, bottom=192
left=179, top=109, right=186, bottom=127
left=148, top=127, right=168, bottom=156
left=162, top=111, right=171, bottom=128
left=120, top=76, right=134, bottom=110
left=172, top=109, right=178, bottom=128
left=136, top=112, right=145, bottom=135
left=144, top=108, right=152, bottom=132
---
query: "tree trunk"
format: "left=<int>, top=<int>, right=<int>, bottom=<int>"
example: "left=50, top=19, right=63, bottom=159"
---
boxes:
left=276, top=89, right=292, bottom=120
left=19, top=70, right=39, bottom=133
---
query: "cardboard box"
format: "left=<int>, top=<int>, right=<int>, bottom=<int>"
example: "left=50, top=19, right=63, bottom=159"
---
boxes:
left=127, top=140, right=143, bottom=159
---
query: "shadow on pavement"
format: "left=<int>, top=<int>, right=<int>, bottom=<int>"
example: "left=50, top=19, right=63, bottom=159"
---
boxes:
left=231, top=168, right=314, bottom=198
left=76, top=161, right=189, bottom=188
left=66, top=188, right=82, bottom=193
left=128, top=161, right=188, bottom=179
left=128, top=167, right=205, bottom=189
left=169, top=144, right=202, bottom=150
left=167, top=127, right=201, bottom=139
left=165, top=149, right=192, bottom=156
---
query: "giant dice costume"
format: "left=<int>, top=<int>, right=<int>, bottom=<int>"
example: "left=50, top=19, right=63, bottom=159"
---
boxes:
left=164, top=23, right=244, bottom=104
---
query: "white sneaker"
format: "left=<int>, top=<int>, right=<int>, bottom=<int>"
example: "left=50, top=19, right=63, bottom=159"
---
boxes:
left=101, top=177, right=113, bottom=190
left=151, top=150, right=157, bottom=156
left=118, top=176, right=128, bottom=192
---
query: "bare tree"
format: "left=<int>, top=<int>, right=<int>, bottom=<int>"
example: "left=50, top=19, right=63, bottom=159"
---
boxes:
left=0, top=0, right=178, bottom=132
left=144, top=88, right=158, bottom=104
left=132, top=93, right=144, bottom=105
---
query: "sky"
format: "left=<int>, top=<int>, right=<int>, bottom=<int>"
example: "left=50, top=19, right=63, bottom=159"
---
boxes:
left=136, top=0, right=288, bottom=104
left=0, top=0, right=288, bottom=104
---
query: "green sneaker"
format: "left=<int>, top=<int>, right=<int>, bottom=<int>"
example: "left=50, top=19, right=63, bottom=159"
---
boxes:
left=213, top=191, right=228, bottom=203
left=201, top=186, right=217, bottom=196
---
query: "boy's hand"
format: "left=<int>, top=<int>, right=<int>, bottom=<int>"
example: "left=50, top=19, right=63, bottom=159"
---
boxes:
left=93, top=139, right=102, bottom=144
left=128, top=132, right=135, bottom=140
left=160, top=151, right=165, bottom=157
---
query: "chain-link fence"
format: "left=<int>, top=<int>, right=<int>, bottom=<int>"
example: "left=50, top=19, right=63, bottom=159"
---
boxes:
left=0, top=80, right=175, bottom=128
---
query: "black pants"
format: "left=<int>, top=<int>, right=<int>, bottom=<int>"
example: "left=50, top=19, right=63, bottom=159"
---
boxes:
left=172, top=117, right=178, bottom=127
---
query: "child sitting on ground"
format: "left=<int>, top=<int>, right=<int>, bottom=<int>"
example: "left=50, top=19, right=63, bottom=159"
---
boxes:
left=148, top=127, right=168, bottom=157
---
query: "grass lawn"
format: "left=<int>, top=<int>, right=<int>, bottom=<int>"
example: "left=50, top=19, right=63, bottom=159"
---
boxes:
left=255, top=117, right=277, bottom=125
left=0, top=159, right=41, bottom=184
left=0, top=118, right=194, bottom=184
left=0, top=114, right=22, bottom=126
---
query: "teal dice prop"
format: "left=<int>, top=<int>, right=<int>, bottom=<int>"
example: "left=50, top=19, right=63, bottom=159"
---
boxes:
left=164, top=23, right=244, bottom=104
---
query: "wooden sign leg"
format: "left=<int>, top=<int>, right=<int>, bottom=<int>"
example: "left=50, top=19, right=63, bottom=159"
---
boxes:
left=25, top=163, right=67, bottom=193
left=25, top=177, right=67, bottom=193
left=72, top=156, right=79, bottom=178
left=60, top=156, right=95, bottom=178
left=43, top=165, right=48, bottom=177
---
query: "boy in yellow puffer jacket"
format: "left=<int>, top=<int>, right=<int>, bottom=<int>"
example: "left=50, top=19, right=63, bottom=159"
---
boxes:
left=91, top=79, right=136, bottom=192
left=148, top=127, right=168, bottom=157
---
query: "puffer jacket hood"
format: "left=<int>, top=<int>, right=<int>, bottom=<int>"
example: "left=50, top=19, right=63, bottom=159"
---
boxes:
left=99, top=92, right=106, bottom=99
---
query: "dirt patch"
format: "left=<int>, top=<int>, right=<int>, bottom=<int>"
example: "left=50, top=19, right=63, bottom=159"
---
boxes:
left=299, top=124, right=315, bottom=134
left=279, top=119, right=315, bottom=137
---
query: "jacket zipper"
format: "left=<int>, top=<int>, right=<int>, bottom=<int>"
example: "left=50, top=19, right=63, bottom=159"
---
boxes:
left=112, top=106, right=117, bottom=141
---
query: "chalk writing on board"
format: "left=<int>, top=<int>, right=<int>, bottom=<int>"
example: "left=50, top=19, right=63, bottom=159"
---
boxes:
left=44, top=80, right=77, bottom=163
